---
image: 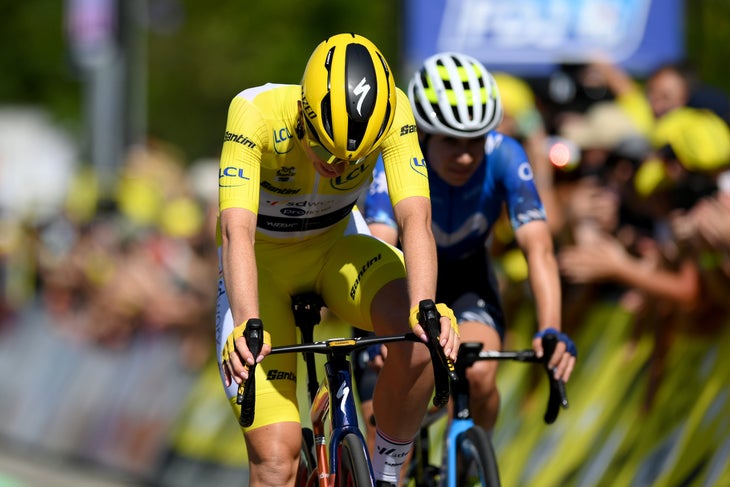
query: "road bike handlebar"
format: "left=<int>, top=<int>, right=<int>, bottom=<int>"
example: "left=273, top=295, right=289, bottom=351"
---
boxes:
left=235, top=299, right=456, bottom=427
left=456, top=334, right=569, bottom=424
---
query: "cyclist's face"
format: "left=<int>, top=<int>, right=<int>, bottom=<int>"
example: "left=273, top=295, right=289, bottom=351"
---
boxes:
left=425, top=134, right=485, bottom=187
left=302, top=141, right=349, bottom=178
left=300, top=111, right=367, bottom=178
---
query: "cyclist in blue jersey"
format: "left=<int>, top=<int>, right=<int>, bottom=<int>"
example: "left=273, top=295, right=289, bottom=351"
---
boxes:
left=357, top=52, right=577, bottom=435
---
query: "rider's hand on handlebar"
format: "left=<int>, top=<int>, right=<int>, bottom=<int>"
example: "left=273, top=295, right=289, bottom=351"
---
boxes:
left=221, top=322, right=271, bottom=386
left=409, top=303, right=460, bottom=362
left=533, top=327, right=577, bottom=383
left=366, top=344, right=386, bottom=371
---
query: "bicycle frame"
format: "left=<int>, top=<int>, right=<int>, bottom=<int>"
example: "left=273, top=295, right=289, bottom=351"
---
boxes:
left=442, top=416, right=477, bottom=487
left=282, top=339, right=375, bottom=486
left=239, top=295, right=454, bottom=487
left=409, top=340, right=568, bottom=487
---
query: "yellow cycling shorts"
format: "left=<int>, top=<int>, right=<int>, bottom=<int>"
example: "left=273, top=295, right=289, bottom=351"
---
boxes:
left=215, top=217, right=405, bottom=432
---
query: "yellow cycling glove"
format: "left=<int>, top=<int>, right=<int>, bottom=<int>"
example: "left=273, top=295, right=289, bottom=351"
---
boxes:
left=409, top=303, right=459, bottom=337
left=221, top=321, right=271, bottom=364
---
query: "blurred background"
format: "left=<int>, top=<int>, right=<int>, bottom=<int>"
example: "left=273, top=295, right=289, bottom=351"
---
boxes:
left=1, top=1, right=730, bottom=486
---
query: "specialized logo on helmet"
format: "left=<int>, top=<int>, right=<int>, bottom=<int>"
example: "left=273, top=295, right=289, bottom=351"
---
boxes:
left=345, top=43, right=379, bottom=124
left=302, top=96, right=317, bottom=121
left=353, top=77, right=371, bottom=116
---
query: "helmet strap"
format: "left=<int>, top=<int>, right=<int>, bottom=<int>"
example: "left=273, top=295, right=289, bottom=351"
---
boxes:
left=295, top=117, right=305, bottom=140
left=295, top=103, right=305, bottom=140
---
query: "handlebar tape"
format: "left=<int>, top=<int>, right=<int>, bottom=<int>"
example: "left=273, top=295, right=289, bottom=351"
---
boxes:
left=238, top=318, right=264, bottom=427
left=418, top=300, right=458, bottom=408
left=541, top=333, right=569, bottom=424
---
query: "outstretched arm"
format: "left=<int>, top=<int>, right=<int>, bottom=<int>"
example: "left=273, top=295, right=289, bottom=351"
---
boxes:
left=558, top=231, right=701, bottom=308
left=515, top=220, right=575, bottom=381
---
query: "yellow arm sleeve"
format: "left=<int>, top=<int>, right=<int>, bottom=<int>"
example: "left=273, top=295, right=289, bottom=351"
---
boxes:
left=380, top=88, right=430, bottom=208
left=218, top=95, right=267, bottom=214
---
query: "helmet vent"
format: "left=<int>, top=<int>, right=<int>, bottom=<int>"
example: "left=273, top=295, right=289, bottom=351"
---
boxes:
left=324, top=47, right=334, bottom=90
left=321, top=93, right=333, bottom=140
left=344, top=43, right=379, bottom=151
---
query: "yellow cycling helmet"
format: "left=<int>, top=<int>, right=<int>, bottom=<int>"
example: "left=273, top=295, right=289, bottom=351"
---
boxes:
left=301, top=33, right=396, bottom=162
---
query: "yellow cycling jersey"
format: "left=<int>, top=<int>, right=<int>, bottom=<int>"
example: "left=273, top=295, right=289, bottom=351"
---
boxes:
left=218, top=83, right=429, bottom=242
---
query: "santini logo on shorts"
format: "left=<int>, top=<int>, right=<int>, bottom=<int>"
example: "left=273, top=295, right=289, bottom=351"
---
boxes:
left=349, top=253, right=382, bottom=299
left=266, top=370, right=296, bottom=382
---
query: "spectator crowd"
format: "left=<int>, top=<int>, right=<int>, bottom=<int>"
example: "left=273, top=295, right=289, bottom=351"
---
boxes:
left=1, top=57, right=730, bottom=486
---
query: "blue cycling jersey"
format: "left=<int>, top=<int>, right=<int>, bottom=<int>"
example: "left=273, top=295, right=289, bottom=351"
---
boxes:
left=364, top=131, right=546, bottom=260
left=363, top=131, right=546, bottom=337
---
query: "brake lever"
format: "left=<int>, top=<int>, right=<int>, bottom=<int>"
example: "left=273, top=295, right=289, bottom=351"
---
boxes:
left=418, top=300, right=457, bottom=408
left=237, top=318, right=264, bottom=427
left=541, top=333, right=569, bottom=424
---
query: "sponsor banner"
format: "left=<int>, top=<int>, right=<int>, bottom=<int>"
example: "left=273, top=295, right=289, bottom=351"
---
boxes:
left=403, top=0, right=684, bottom=76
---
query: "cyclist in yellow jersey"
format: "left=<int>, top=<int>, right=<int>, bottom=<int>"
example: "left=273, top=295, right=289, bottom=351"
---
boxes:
left=215, top=33, right=459, bottom=487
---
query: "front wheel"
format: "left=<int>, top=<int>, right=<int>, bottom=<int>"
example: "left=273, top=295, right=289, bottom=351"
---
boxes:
left=336, top=433, right=373, bottom=487
left=454, top=426, right=500, bottom=487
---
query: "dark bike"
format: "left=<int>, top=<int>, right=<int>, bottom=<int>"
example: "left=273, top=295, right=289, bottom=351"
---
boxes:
left=238, top=294, right=456, bottom=487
